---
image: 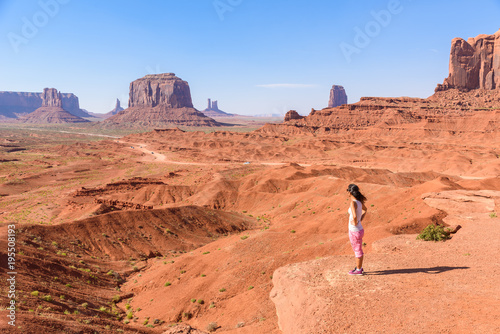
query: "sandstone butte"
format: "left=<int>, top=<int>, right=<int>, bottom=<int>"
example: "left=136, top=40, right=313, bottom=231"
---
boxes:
left=328, top=85, right=348, bottom=108
left=0, top=90, right=91, bottom=120
left=17, top=88, right=89, bottom=124
left=100, top=73, right=223, bottom=128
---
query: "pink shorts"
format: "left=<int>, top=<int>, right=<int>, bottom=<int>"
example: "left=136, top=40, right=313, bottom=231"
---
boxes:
left=349, top=229, right=364, bottom=258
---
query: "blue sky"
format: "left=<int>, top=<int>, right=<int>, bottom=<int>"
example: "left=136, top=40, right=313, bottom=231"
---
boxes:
left=0, top=0, right=499, bottom=116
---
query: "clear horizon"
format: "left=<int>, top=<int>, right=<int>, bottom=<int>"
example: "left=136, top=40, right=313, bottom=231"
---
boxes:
left=1, top=0, right=499, bottom=116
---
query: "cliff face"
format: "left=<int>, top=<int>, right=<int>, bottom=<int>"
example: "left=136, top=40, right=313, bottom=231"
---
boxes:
left=0, top=90, right=90, bottom=118
left=436, top=29, right=500, bottom=92
left=328, top=85, right=348, bottom=108
left=102, top=73, right=222, bottom=128
left=128, top=73, right=194, bottom=108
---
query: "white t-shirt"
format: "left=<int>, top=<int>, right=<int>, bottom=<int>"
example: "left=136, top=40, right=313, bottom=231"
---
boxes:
left=348, top=200, right=364, bottom=232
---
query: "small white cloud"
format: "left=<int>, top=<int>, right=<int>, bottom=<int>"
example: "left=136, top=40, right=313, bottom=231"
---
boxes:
left=429, top=48, right=439, bottom=53
left=256, top=83, right=317, bottom=88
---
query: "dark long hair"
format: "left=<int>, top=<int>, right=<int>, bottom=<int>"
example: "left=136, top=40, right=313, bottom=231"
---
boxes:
left=347, top=184, right=367, bottom=203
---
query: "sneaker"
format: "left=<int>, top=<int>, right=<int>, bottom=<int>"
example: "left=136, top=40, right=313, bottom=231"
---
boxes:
left=348, top=268, right=364, bottom=275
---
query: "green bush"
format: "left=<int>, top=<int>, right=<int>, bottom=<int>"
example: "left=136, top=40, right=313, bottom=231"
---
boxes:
left=31, top=291, right=39, bottom=297
left=417, top=224, right=450, bottom=242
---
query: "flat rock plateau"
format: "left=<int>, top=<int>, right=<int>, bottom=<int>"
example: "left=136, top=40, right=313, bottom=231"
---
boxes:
left=0, top=31, right=499, bottom=334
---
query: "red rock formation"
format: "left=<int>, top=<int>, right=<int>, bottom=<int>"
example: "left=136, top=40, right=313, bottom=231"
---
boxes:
left=18, top=88, right=89, bottom=123
left=436, top=29, right=500, bottom=92
left=103, top=98, right=124, bottom=118
left=0, top=90, right=91, bottom=119
left=284, top=110, right=305, bottom=122
left=129, top=73, right=193, bottom=108
left=42, top=88, right=62, bottom=107
left=102, top=73, right=223, bottom=128
left=328, top=85, right=348, bottom=108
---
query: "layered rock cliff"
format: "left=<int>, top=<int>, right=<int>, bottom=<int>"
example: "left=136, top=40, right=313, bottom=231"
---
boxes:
left=18, top=88, right=89, bottom=124
left=328, top=85, right=348, bottom=108
left=436, top=29, right=500, bottom=92
left=102, top=73, right=222, bottom=128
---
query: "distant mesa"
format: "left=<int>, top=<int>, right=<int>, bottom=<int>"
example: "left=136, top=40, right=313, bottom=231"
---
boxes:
left=0, top=89, right=92, bottom=120
left=18, top=88, right=89, bottom=124
left=202, top=98, right=235, bottom=117
left=101, top=73, right=223, bottom=128
left=253, top=113, right=284, bottom=118
left=436, top=29, right=500, bottom=92
left=328, top=85, right=348, bottom=108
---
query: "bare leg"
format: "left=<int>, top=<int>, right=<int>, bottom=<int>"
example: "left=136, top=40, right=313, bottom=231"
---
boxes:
left=356, top=256, right=364, bottom=270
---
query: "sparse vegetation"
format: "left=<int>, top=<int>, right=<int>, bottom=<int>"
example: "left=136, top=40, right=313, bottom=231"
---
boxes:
left=164, top=281, right=171, bottom=286
left=31, top=291, right=39, bottom=297
left=417, top=224, right=450, bottom=242
left=240, top=235, right=249, bottom=240
left=219, top=288, right=226, bottom=292
left=207, top=322, right=218, bottom=332
left=490, top=212, right=497, bottom=218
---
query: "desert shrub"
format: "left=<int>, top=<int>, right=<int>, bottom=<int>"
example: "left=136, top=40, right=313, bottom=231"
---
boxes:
left=112, top=295, right=120, bottom=303
left=417, top=224, right=450, bottom=242
left=219, top=288, right=226, bottom=292
left=81, top=302, right=88, bottom=308
left=490, top=212, right=497, bottom=218
left=197, top=299, right=204, bottom=304
left=207, top=322, right=218, bottom=332
left=240, top=235, right=249, bottom=240
left=183, top=312, right=192, bottom=320
left=31, top=291, right=39, bottom=297
left=43, top=295, right=53, bottom=302
left=190, top=298, right=196, bottom=303
left=126, top=312, right=133, bottom=319
left=164, top=282, right=171, bottom=287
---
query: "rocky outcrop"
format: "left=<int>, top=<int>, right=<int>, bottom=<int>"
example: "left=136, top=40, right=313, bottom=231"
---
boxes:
left=18, top=88, right=89, bottom=123
left=436, top=29, right=500, bottom=92
left=328, top=85, right=348, bottom=108
left=102, top=73, right=223, bottom=128
left=284, top=110, right=305, bottom=122
left=0, top=90, right=91, bottom=119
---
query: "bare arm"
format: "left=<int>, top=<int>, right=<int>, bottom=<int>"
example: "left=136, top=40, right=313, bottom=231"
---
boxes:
left=350, top=201, right=357, bottom=226
left=361, top=202, right=367, bottom=222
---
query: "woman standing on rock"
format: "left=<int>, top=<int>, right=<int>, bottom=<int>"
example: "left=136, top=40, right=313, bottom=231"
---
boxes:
left=347, top=184, right=367, bottom=275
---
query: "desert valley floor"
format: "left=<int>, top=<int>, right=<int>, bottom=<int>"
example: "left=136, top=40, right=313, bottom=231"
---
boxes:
left=0, top=117, right=499, bottom=333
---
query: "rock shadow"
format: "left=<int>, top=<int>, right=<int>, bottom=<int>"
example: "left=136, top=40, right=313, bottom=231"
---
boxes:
left=367, top=266, right=469, bottom=275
